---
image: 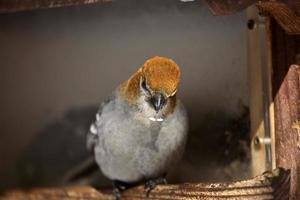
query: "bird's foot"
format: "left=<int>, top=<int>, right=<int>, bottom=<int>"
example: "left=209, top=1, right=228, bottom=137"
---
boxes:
left=112, top=187, right=121, bottom=200
left=144, top=177, right=167, bottom=197
left=112, top=181, right=129, bottom=200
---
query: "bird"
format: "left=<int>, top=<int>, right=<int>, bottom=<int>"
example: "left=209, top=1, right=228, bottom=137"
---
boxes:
left=87, top=56, right=188, bottom=199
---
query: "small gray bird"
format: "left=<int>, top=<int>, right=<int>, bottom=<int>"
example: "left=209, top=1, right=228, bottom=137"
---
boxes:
left=87, top=56, right=188, bottom=199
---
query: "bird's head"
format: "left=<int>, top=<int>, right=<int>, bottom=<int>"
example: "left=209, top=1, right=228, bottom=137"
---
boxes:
left=119, top=56, right=180, bottom=121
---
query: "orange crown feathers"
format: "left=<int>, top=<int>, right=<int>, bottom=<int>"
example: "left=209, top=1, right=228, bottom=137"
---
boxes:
left=119, top=56, right=181, bottom=104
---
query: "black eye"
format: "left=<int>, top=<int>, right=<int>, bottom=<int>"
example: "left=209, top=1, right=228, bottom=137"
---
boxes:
left=141, top=80, right=148, bottom=91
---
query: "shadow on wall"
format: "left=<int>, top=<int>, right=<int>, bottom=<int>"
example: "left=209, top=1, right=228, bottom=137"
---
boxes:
left=17, top=106, right=99, bottom=187
left=17, top=104, right=250, bottom=189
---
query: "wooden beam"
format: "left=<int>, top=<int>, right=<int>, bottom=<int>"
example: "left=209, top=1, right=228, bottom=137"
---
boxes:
left=270, top=17, right=300, bottom=200
left=274, top=64, right=300, bottom=200
left=257, top=1, right=300, bottom=34
left=0, top=0, right=110, bottom=14
left=1, top=168, right=290, bottom=200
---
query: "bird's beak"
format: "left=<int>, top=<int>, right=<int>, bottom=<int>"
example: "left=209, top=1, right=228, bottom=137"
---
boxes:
left=150, top=93, right=167, bottom=112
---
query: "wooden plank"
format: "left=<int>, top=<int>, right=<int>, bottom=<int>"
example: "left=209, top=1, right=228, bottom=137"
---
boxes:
left=270, top=17, right=300, bottom=200
left=206, top=0, right=300, bottom=34
left=0, top=168, right=290, bottom=200
left=257, top=1, right=300, bottom=34
left=2, top=0, right=255, bottom=15
left=282, top=0, right=300, bottom=16
left=0, top=0, right=110, bottom=14
left=274, top=65, right=300, bottom=200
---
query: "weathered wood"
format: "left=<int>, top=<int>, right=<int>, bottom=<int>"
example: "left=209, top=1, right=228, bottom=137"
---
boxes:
left=0, top=0, right=110, bottom=14
left=269, top=16, right=300, bottom=200
left=281, top=0, right=300, bottom=16
left=257, top=1, right=300, bottom=34
left=0, top=0, right=300, bottom=37
left=274, top=65, right=300, bottom=200
left=205, top=0, right=300, bottom=34
left=1, top=168, right=290, bottom=200
left=2, top=0, right=255, bottom=15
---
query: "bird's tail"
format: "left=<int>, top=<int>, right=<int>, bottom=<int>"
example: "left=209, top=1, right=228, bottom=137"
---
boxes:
left=61, top=156, right=101, bottom=187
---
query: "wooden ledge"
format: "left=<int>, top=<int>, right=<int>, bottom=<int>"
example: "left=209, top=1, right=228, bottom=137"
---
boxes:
left=1, top=168, right=290, bottom=200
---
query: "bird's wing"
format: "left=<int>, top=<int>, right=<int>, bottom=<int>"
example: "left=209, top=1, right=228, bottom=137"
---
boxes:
left=61, top=97, right=114, bottom=186
left=86, top=96, right=113, bottom=153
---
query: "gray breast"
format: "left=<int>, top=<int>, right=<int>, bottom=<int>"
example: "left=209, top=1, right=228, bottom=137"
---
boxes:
left=93, top=96, right=188, bottom=183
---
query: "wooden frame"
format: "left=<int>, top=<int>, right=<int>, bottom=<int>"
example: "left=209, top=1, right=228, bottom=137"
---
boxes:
left=268, top=17, right=300, bottom=199
left=1, top=168, right=290, bottom=200
left=248, top=6, right=300, bottom=199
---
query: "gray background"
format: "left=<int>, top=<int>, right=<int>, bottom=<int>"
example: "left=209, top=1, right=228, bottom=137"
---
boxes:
left=0, top=0, right=249, bottom=190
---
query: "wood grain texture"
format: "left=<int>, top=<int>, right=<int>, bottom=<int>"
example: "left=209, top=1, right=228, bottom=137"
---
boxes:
left=1, top=168, right=290, bottom=200
left=205, top=0, right=300, bottom=34
left=282, top=0, right=300, bottom=16
left=274, top=65, right=300, bottom=200
left=0, top=0, right=110, bottom=13
left=257, top=1, right=300, bottom=34
left=270, top=17, right=300, bottom=200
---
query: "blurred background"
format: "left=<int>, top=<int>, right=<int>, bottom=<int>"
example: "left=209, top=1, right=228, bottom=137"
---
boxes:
left=0, top=0, right=250, bottom=191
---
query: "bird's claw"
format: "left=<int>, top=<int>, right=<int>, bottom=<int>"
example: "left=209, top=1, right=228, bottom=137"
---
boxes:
left=112, top=187, right=121, bottom=200
left=112, top=181, right=128, bottom=200
left=144, top=177, right=167, bottom=197
left=145, top=180, right=155, bottom=197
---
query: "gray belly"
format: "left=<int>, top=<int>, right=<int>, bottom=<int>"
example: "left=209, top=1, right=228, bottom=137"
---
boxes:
left=94, top=120, right=185, bottom=183
left=93, top=99, right=188, bottom=183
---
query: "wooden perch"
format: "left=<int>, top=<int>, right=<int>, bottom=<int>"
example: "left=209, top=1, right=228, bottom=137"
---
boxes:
left=1, top=168, right=290, bottom=200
